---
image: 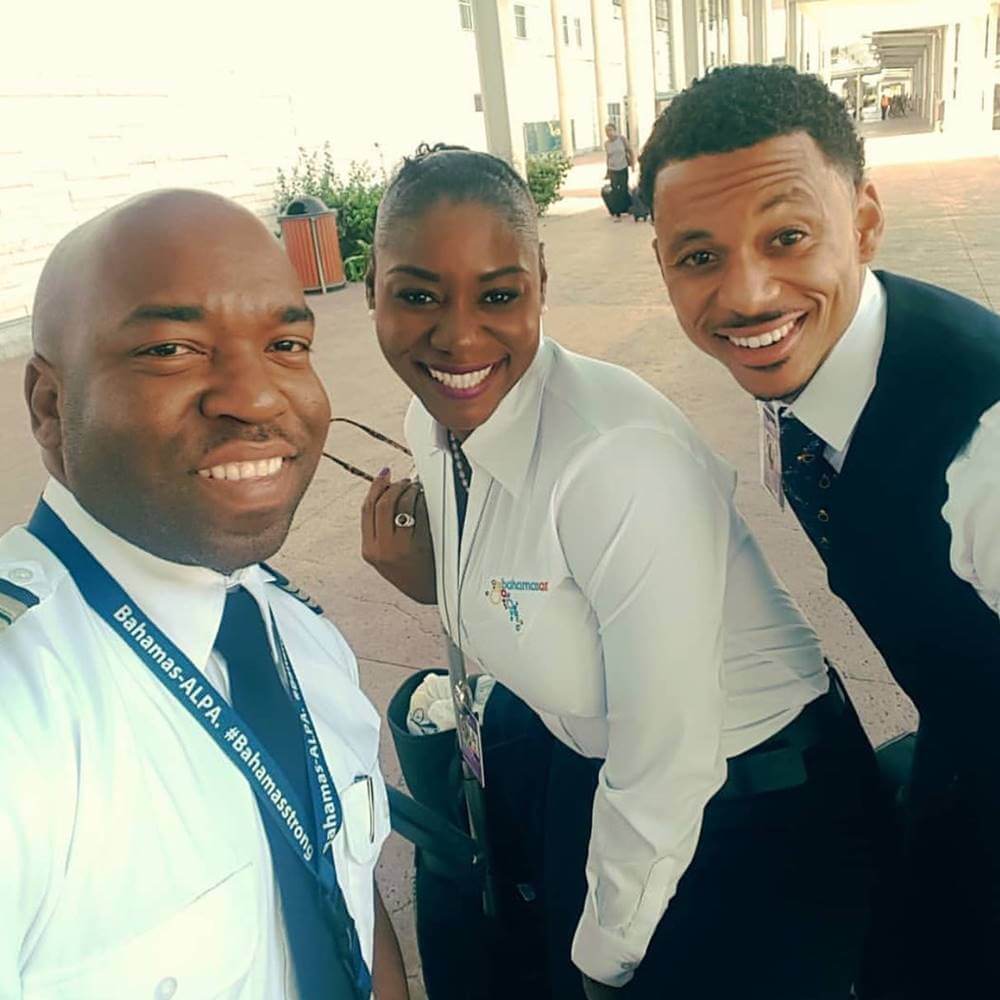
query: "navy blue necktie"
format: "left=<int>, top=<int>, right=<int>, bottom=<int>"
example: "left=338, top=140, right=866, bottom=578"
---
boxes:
left=215, top=587, right=368, bottom=999
left=779, top=413, right=837, bottom=557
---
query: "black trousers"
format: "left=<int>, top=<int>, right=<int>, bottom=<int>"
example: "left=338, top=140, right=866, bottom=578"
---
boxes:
left=899, top=722, right=1000, bottom=999
left=543, top=694, right=887, bottom=1000
left=609, top=168, right=629, bottom=197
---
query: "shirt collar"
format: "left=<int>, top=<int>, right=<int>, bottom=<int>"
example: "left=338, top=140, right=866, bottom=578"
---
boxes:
left=417, top=336, right=553, bottom=499
left=785, top=268, right=887, bottom=452
left=459, top=337, right=553, bottom=498
left=42, top=478, right=276, bottom=670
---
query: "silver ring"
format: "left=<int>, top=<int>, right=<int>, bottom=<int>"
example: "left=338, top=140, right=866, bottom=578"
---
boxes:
left=394, top=512, right=416, bottom=529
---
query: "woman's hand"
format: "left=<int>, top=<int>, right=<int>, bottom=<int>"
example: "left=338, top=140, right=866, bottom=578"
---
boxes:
left=361, top=469, right=437, bottom=605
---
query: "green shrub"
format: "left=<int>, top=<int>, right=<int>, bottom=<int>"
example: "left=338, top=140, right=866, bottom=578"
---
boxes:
left=275, top=144, right=385, bottom=282
left=526, top=151, right=573, bottom=216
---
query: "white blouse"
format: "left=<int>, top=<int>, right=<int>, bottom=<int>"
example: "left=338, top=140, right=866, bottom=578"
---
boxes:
left=406, top=338, right=828, bottom=987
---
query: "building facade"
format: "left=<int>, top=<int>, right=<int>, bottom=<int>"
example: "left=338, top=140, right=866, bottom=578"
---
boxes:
left=1, top=0, right=998, bottom=356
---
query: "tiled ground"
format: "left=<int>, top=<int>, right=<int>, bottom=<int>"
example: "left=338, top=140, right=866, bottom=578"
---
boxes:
left=1, top=146, right=997, bottom=997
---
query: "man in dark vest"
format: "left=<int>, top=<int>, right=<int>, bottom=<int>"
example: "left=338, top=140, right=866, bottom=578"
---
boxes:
left=639, top=65, right=1000, bottom=999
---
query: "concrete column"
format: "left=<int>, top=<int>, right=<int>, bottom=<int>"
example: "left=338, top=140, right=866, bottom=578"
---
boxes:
left=785, top=0, right=797, bottom=68
left=549, top=0, right=575, bottom=155
left=714, top=0, right=724, bottom=65
left=683, top=0, right=701, bottom=82
left=727, top=0, right=743, bottom=65
left=749, top=0, right=768, bottom=64
left=472, top=0, right=526, bottom=174
left=622, top=0, right=658, bottom=144
left=622, top=0, right=640, bottom=143
left=701, top=1, right=710, bottom=70
left=669, top=0, right=690, bottom=88
left=590, top=0, right=609, bottom=139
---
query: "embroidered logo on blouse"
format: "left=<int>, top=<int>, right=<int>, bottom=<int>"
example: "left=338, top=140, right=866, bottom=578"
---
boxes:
left=485, top=578, right=549, bottom=633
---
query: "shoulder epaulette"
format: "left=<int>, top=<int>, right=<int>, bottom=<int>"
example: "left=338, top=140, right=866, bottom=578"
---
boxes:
left=0, top=578, right=40, bottom=633
left=263, top=564, right=324, bottom=615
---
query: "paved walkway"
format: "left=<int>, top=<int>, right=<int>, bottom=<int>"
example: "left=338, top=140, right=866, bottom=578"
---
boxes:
left=1, top=152, right=998, bottom=996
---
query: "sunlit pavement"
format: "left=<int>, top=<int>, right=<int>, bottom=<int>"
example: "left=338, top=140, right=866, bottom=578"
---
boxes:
left=2, top=149, right=998, bottom=996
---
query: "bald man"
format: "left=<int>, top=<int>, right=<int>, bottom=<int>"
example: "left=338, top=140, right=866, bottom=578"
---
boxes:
left=0, top=190, right=408, bottom=1000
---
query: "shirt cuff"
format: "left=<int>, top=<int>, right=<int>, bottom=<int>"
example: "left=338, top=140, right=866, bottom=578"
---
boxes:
left=570, top=898, right=642, bottom=988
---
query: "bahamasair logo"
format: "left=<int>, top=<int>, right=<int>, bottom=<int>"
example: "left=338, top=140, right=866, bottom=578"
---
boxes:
left=485, top=578, right=549, bottom=633
left=114, top=603, right=223, bottom=728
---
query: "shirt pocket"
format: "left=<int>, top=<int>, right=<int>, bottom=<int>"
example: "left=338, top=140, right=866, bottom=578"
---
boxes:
left=333, top=772, right=390, bottom=971
left=26, top=864, right=257, bottom=1000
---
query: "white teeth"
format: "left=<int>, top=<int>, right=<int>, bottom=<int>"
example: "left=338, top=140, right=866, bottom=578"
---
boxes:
left=727, top=317, right=797, bottom=349
left=198, top=457, right=285, bottom=482
left=428, top=364, right=494, bottom=390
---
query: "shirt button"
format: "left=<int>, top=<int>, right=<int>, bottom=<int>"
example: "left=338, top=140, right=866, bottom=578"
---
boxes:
left=155, top=977, right=178, bottom=1000
left=8, top=567, right=33, bottom=584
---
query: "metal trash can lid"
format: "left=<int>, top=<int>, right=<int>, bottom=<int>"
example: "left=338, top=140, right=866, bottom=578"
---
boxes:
left=281, top=195, right=331, bottom=217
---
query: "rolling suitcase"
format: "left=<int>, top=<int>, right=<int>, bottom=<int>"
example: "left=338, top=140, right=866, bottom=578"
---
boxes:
left=629, top=186, right=650, bottom=222
left=601, top=182, right=630, bottom=217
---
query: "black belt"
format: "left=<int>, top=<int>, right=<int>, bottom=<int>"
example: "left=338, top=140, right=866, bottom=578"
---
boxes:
left=717, top=670, right=854, bottom=801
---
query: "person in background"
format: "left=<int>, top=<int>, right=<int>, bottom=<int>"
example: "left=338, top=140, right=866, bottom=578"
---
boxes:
left=0, top=189, right=408, bottom=1000
left=880, top=93, right=890, bottom=120
left=604, top=122, right=635, bottom=219
left=639, top=63, right=1000, bottom=1000
left=361, top=143, right=889, bottom=1000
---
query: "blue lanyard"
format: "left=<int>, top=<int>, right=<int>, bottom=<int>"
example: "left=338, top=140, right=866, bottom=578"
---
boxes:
left=27, top=501, right=343, bottom=901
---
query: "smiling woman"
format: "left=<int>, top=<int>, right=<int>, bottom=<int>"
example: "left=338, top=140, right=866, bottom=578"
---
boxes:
left=359, top=145, right=889, bottom=1000
left=366, top=143, right=545, bottom=438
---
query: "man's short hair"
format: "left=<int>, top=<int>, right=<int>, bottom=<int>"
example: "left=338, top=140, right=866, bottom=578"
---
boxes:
left=639, top=65, right=865, bottom=212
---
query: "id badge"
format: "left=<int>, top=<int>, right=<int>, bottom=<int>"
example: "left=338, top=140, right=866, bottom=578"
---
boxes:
left=455, top=697, right=486, bottom=788
left=759, top=403, right=784, bottom=508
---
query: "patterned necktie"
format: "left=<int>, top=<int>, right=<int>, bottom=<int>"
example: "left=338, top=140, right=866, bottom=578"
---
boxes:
left=779, top=412, right=837, bottom=557
left=448, top=432, right=473, bottom=541
left=215, top=587, right=369, bottom=1000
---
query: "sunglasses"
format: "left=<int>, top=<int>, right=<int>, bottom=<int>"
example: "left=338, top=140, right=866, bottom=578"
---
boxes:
left=323, top=417, right=413, bottom=482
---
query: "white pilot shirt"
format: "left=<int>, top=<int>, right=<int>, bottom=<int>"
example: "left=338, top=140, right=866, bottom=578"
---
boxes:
left=0, top=479, right=390, bottom=1000
left=406, top=338, right=829, bottom=987
left=776, top=268, right=1000, bottom=619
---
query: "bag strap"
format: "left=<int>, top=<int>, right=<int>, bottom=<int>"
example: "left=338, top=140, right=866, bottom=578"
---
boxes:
left=386, top=786, right=480, bottom=874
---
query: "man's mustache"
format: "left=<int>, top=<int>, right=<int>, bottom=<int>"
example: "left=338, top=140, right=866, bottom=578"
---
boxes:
left=715, top=311, right=789, bottom=330
left=198, top=424, right=302, bottom=458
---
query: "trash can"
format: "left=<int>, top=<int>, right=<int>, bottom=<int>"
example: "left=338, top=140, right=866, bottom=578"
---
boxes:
left=278, top=195, right=346, bottom=293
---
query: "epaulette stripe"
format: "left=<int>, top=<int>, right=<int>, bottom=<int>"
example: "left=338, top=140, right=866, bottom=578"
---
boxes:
left=261, top=563, right=324, bottom=616
left=0, top=579, right=40, bottom=608
left=0, top=580, right=39, bottom=632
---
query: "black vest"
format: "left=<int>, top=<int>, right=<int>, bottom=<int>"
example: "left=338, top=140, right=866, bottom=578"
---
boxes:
left=819, top=272, right=1000, bottom=733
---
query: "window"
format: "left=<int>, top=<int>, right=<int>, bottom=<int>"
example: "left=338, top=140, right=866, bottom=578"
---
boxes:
left=459, top=0, right=473, bottom=31
left=562, top=14, right=569, bottom=44
left=607, top=102, right=622, bottom=132
left=575, top=17, right=583, bottom=46
left=655, top=0, right=670, bottom=32
left=514, top=3, right=527, bottom=38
